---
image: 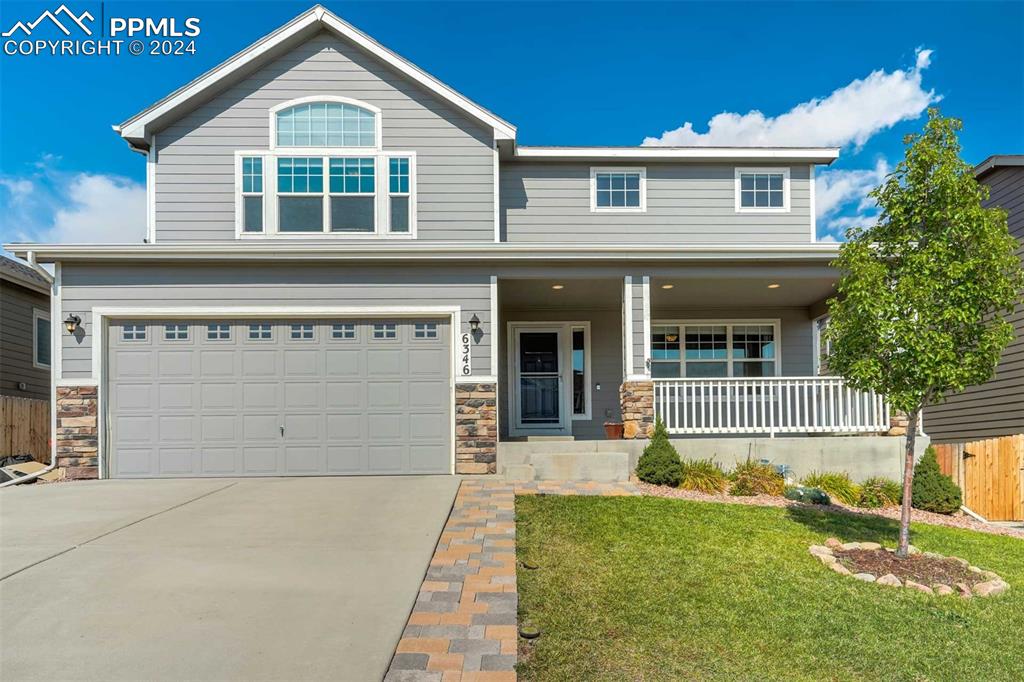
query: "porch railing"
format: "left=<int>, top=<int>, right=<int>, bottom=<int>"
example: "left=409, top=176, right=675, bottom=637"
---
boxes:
left=652, top=376, right=890, bottom=436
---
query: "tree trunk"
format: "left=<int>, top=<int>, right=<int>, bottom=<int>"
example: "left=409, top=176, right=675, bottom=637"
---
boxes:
left=896, top=408, right=920, bottom=558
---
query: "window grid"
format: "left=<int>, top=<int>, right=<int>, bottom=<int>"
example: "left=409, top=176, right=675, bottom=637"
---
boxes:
left=248, top=323, right=272, bottom=340
left=739, top=172, right=784, bottom=209
left=122, top=324, right=146, bottom=341
left=290, top=323, right=314, bottom=340
left=277, top=157, right=324, bottom=194
left=207, top=323, right=231, bottom=340
left=329, top=158, right=375, bottom=194
left=650, top=323, right=778, bottom=378
left=331, top=323, right=356, bottom=340
left=414, top=322, right=438, bottom=339
left=389, top=158, right=410, bottom=194
left=242, top=157, right=263, bottom=194
left=276, top=102, right=376, bottom=148
left=595, top=171, right=642, bottom=209
left=373, top=323, right=397, bottom=340
left=164, top=324, right=189, bottom=341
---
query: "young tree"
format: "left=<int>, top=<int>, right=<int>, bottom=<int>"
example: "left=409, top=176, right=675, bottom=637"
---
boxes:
left=825, top=109, right=1023, bottom=557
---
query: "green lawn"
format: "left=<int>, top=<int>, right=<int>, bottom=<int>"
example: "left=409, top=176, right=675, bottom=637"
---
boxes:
left=515, top=495, right=1024, bottom=682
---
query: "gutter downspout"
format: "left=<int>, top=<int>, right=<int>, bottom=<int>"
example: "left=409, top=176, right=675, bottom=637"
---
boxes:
left=0, top=252, right=58, bottom=488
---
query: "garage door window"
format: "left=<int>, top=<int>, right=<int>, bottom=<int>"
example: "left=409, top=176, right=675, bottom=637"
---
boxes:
left=207, top=323, right=231, bottom=340
left=248, top=323, right=272, bottom=340
left=373, top=323, right=397, bottom=340
left=331, top=323, right=356, bottom=339
left=164, top=324, right=189, bottom=341
left=122, top=324, right=147, bottom=341
left=290, top=323, right=315, bottom=340
left=414, top=323, right=438, bottom=339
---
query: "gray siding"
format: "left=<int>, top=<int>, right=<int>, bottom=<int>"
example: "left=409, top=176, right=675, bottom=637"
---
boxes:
left=629, top=276, right=646, bottom=375
left=154, top=31, right=495, bottom=242
left=59, top=263, right=493, bottom=378
left=0, top=280, right=50, bottom=400
left=927, top=167, right=1024, bottom=442
left=500, top=163, right=814, bottom=244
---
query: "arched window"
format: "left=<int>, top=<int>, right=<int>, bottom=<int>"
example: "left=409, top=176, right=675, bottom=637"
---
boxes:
left=275, top=100, right=377, bottom=148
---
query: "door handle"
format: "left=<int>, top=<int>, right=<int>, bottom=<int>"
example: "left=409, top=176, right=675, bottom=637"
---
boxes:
left=280, top=425, right=285, bottom=437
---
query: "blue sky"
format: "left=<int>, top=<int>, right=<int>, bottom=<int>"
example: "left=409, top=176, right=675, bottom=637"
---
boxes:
left=1, top=0, right=1022, bottom=246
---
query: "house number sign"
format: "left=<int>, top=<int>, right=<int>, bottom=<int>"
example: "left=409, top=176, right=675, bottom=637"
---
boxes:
left=460, top=333, right=472, bottom=376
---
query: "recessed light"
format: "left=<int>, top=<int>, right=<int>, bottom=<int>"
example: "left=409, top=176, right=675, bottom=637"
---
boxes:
left=551, top=284, right=564, bottom=290
left=661, top=284, right=674, bottom=290
left=767, top=283, right=781, bottom=289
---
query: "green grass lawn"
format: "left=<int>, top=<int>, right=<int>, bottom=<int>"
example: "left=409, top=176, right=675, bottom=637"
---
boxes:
left=515, top=495, right=1024, bottom=682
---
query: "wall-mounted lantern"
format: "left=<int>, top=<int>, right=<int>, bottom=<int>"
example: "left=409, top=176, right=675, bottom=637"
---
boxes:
left=63, top=314, right=81, bottom=335
left=469, top=314, right=481, bottom=334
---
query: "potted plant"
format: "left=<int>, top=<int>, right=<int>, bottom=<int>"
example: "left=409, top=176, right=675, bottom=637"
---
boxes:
left=604, top=421, right=624, bottom=439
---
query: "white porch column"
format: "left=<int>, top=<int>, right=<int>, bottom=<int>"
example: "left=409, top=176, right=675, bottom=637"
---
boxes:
left=621, top=274, right=653, bottom=438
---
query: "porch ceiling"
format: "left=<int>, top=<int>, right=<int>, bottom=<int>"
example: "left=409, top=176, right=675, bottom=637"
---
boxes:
left=652, top=275, right=836, bottom=308
left=500, top=278, right=621, bottom=309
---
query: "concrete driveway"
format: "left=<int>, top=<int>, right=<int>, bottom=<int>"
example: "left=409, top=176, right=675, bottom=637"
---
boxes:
left=0, top=476, right=460, bottom=681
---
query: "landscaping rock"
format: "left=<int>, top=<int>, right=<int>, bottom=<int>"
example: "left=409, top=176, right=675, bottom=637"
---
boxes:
left=828, top=561, right=852, bottom=576
left=808, top=545, right=834, bottom=557
left=853, top=573, right=876, bottom=582
left=840, top=542, right=862, bottom=551
left=816, top=553, right=838, bottom=565
left=973, top=580, right=1010, bottom=598
left=859, top=542, right=882, bottom=551
left=923, top=551, right=944, bottom=560
left=876, top=574, right=902, bottom=587
left=905, top=580, right=934, bottom=595
left=825, top=537, right=843, bottom=549
left=907, top=545, right=921, bottom=555
left=955, top=582, right=973, bottom=598
left=933, top=584, right=954, bottom=596
left=950, top=556, right=969, bottom=568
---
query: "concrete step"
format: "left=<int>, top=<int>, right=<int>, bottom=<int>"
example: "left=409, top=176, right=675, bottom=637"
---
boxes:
left=503, top=464, right=536, bottom=482
left=499, top=440, right=644, bottom=457
left=529, top=452, right=630, bottom=483
left=525, top=436, right=576, bottom=442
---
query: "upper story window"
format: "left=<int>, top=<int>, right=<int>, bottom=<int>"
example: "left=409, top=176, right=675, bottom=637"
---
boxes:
left=275, top=101, right=377, bottom=148
left=735, top=168, right=790, bottom=213
left=591, top=167, right=646, bottom=213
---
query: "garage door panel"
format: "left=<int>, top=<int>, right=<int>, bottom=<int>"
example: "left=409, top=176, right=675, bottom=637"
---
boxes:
left=109, top=318, right=450, bottom=478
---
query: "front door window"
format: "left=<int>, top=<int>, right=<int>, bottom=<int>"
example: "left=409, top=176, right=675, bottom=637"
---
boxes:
left=519, top=331, right=561, bottom=425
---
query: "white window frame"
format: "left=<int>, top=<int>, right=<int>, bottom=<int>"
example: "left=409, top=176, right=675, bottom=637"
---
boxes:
left=268, top=96, right=383, bottom=153
left=734, top=167, right=791, bottom=214
left=590, top=167, right=647, bottom=213
left=238, top=156, right=265, bottom=234
left=650, top=319, right=782, bottom=378
left=163, top=323, right=190, bottom=341
left=32, top=308, right=51, bottom=369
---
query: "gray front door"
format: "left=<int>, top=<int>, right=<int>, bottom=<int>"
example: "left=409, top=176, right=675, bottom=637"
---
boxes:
left=511, top=327, right=569, bottom=435
left=107, top=318, right=450, bottom=478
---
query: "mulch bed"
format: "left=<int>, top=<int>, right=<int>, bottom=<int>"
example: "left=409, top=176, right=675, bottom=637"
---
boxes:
left=836, top=549, right=981, bottom=586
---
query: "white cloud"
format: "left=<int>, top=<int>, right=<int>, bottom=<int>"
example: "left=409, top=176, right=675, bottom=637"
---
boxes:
left=814, top=160, right=890, bottom=240
left=0, top=164, right=145, bottom=246
left=643, top=48, right=937, bottom=149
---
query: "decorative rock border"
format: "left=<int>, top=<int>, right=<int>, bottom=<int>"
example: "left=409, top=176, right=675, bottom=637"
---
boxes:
left=809, top=538, right=1010, bottom=598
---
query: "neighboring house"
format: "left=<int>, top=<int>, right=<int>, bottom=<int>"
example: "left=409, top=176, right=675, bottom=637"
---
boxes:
left=0, top=256, right=51, bottom=401
left=926, top=155, right=1024, bottom=443
left=5, top=5, right=911, bottom=481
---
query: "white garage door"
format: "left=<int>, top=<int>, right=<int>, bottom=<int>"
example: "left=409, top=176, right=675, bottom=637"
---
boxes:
left=107, top=318, right=451, bottom=477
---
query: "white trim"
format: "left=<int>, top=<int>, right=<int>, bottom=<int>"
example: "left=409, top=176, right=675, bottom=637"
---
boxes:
left=493, top=140, right=501, bottom=243
left=518, top=146, right=839, bottom=163
left=812, top=313, right=830, bottom=376
left=56, top=378, right=99, bottom=387
left=7, top=243, right=844, bottom=262
left=489, top=275, right=499, bottom=379
left=569, top=323, right=593, bottom=421
left=623, top=276, right=634, bottom=377
left=809, top=164, right=817, bottom=242
left=116, top=6, right=515, bottom=145
left=641, top=275, right=651, bottom=377
left=53, top=263, right=62, bottom=381
left=506, top=321, right=590, bottom=435
left=32, top=308, right=51, bottom=369
left=146, top=134, right=157, bottom=244
left=91, top=305, right=462, bottom=478
left=734, top=167, right=791, bottom=214
left=650, top=319, right=783, bottom=378
left=590, top=167, right=646, bottom=213
left=268, top=96, right=383, bottom=152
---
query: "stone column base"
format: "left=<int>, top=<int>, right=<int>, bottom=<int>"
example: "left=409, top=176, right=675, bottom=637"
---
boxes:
left=56, top=385, right=99, bottom=480
left=887, top=411, right=909, bottom=436
left=455, top=382, right=497, bottom=474
left=620, top=380, right=654, bottom=439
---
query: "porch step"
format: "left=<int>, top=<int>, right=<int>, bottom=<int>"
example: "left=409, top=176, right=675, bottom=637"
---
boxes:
left=525, top=436, right=576, bottom=442
left=502, top=452, right=630, bottom=483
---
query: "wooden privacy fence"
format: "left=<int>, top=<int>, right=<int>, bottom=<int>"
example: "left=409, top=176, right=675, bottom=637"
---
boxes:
left=934, top=434, right=1024, bottom=522
left=1, top=396, right=51, bottom=464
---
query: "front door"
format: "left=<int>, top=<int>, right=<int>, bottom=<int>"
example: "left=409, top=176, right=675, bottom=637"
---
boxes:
left=512, top=327, right=570, bottom=435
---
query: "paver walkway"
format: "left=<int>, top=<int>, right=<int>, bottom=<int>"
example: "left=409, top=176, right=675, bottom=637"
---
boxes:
left=385, top=478, right=638, bottom=681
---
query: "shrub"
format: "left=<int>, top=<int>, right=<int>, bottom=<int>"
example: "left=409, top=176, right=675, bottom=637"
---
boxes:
left=783, top=485, right=831, bottom=505
left=678, top=458, right=728, bottom=493
left=729, top=458, right=785, bottom=496
left=911, top=447, right=962, bottom=514
left=856, top=477, right=903, bottom=508
left=635, top=418, right=682, bottom=486
left=800, top=471, right=861, bottom=506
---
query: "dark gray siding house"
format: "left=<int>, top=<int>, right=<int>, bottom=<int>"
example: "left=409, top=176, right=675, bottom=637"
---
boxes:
left=926, top=156, right=1024, bottom=442
left=0, top=256, right=52, bottom=401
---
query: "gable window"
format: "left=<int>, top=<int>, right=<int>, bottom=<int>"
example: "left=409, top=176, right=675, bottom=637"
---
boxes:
left=275, top=101, right=376, bottom=148
left=389, top=157, right=412, bottom=233
left=33, top=309, right=51, bottom=369
left=735, top=168, right=790, bottom=212
left=651, top=321, right=779, bottom=378
left=591, top=167, right=646, bottom=212
left=329, top=158, right=375, bottom=232
left=241, top=157, right=264, bottom=233
left=278, top=157, right=324, bottom=232
left=164, top=323, right=189, bottom=341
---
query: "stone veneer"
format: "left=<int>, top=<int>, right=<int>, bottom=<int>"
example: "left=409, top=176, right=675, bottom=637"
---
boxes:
left=56, top=385, right=99, bottom=480
left=620, top=379, right=654, bottom=439
left=887, top=411, right=910, bottom=436
left=455, top=382, right=497, bottom=474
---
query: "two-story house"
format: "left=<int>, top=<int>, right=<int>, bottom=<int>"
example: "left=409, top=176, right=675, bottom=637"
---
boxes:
left=7, top=6, right=916, bottom=481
